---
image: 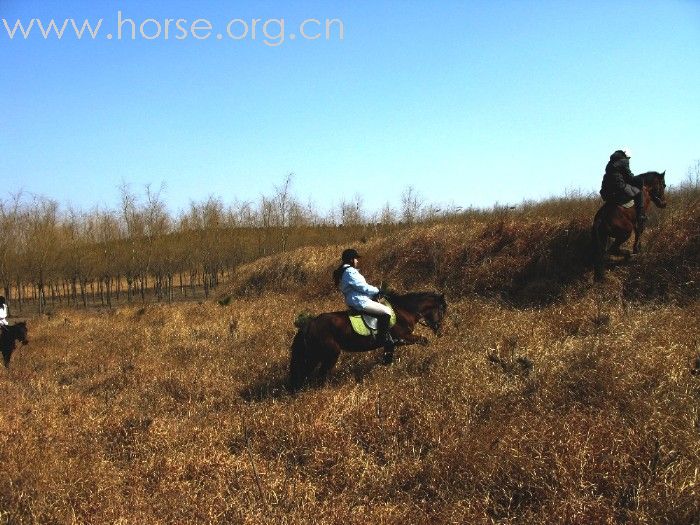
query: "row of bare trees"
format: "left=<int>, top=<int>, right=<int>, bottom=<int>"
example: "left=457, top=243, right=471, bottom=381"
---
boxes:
left=0, top=177, right=455, bottom=313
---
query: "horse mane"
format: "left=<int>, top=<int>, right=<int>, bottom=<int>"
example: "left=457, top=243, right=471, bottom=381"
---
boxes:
left=384, top=291, right=443, bottom=312
left=632, top=171, right=662, bottom=188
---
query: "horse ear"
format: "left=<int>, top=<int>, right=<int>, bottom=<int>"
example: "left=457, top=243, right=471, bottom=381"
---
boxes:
left=661, top=170, right=666, bottom=178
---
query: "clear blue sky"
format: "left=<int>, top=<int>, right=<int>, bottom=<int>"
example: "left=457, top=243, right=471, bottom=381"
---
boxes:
left=2, top=0, right=699, bottom=214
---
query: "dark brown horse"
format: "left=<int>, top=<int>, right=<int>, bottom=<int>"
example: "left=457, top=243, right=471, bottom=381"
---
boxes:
left=592, top=171, right=667, bottom=282
left=1, top=322, right=29, bottom=368
left=289, top=291, right=447, bottom=391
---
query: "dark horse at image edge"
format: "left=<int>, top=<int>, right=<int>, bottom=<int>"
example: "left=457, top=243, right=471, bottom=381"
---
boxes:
left=592, top=171, right=667, bottom=282
left=2, top=322, right=29, bottom=368
left=289, top=291, right=447, bottom=391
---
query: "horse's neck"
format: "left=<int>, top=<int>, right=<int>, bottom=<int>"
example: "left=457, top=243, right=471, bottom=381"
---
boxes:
left=392, top=294, right=425, bottom=319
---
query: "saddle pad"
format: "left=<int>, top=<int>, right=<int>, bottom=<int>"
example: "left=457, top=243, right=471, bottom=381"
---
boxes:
left=620, top=200, right=634, bottom=208
left=348, top=301, right=397, bottom=337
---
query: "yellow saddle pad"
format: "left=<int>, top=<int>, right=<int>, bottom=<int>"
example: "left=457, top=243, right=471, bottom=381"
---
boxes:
left=348, top=300, right=397, bottom=337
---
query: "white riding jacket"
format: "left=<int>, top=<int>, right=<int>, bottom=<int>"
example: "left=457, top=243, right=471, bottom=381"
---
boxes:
left=0, top=304, right=8, bottom=326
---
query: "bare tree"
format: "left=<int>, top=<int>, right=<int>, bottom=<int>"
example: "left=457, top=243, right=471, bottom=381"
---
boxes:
left=24, top=198, right=61, bottom=313
left=339, top=193, right=365, bottom=226
left=400, top=185, right=424, bottom=224
left=684, top=159, right=700, bottom=189
left=274, top=173, right=295, bottom=251
left=0, top=193, right=23, bottom=303
left=380, top=201, right=397, bottom=225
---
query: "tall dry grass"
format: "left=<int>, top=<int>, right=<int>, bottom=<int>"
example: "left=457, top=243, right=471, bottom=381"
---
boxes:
left=1, top=190, right=699, bottom=524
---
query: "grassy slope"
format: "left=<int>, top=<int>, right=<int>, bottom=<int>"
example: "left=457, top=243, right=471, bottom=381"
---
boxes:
left=1, top=191, right=699, bottom=524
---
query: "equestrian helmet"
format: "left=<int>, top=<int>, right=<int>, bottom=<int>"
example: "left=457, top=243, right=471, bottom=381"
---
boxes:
left=342, top=248, right=361, bottom=264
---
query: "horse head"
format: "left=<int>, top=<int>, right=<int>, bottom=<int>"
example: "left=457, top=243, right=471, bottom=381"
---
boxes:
left=643, top=171, right=667, bottom=209
left=420, top=293, right=448, bottom=336
left=14, top=322, right=29, bottom=346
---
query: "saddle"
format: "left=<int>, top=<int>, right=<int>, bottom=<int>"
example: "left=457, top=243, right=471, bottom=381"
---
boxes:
left=348, top=300, right=397, bottom=337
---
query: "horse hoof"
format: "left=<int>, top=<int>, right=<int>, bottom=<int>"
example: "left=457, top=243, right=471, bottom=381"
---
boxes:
left=381, top=353, right=394, bottom=365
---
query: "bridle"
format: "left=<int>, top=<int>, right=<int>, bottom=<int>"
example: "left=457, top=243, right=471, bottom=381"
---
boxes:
left=415, top=307, right=443, bottom=333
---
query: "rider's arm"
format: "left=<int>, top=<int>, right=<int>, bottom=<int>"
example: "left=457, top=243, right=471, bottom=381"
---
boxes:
left=344, top=268, right=380, bottom=296
left=613, top=173, right=628, bottom=192
left=616, top=159, right=635, bottom=184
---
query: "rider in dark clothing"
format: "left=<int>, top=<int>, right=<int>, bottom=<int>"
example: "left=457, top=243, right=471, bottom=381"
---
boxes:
left=600, top=150, right=646, bottom=227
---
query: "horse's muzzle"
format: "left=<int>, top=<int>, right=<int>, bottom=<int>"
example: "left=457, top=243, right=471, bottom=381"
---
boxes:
left=652, top=194, right=667, bottom=208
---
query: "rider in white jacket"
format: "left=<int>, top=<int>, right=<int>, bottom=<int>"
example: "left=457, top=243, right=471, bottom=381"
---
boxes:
left=0, top=296, right=8, bottom=327
left=333, top=249, right=394, bottom=361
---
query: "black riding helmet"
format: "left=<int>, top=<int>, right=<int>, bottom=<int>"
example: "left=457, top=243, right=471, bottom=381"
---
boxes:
left=610, top=149, right=631, bottom=161
left=341, top=248, right=361, bottom=264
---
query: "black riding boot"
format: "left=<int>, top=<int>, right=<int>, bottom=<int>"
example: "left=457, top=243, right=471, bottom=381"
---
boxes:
left=376, top=314, right=395, bottom=365
left=634, top=192, right=646, bottom=228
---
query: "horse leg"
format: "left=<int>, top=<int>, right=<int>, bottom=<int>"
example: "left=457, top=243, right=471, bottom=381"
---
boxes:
left=316, top=342, right=341, bottom=384
left=396, top=332, right=429, bottom=346
left=592, top=219, right=608, bottom=282
left=632, top=224, right=645, bottom=254
left=289, top=330, right=310, bottom=392
left=289, top=327, right=323, bottom=392
left=608, top=229, right=632, bottom=260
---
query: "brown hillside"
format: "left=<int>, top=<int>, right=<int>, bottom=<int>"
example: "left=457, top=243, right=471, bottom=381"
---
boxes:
left=224, top=190, right=699, bottom=305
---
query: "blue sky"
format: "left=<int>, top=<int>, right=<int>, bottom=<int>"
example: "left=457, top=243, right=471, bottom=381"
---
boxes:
left=1, top=0, right=699, bottom=215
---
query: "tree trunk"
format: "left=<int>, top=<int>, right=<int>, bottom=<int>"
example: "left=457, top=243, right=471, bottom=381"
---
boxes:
left=17, top=278, right=23, bottom=313
left=105, top=277, right=112, bottom=308
left=38, top=280, right=45, bottom=314
left=81, top=278, right=88, bottom=308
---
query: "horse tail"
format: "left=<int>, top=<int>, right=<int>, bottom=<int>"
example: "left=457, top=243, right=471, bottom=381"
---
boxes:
left=289, top=321, right=311, bottom=392
left=591, top=214, right=605, bottom=282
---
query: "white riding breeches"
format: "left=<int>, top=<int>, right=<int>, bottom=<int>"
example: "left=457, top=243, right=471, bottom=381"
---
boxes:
left=360, top=300, right=392, bottom=317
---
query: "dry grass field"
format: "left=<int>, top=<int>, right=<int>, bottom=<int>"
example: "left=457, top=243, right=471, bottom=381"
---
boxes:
left=1, top=192, right=699, bottom=524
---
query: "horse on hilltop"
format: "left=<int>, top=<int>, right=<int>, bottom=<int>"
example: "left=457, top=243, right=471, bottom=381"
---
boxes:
left=2, top=322, right=29, bottom=368
left=289, top=291, right=447, bottom=391
left=592, top=171, right=667, bottom=281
